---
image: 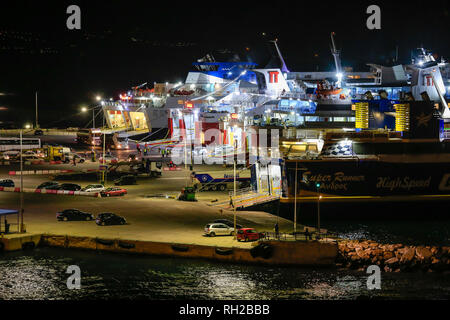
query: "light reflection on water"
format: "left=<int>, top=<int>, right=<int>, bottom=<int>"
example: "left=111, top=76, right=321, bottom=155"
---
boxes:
left=0, top=247, right=449, bottom=300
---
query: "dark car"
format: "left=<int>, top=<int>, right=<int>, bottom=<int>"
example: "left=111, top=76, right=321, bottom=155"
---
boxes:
left=127, top=154, right=138, bottom=162
left=0, top=179, right=15, bottom=187
left=56, top=209, right=94, bottom=221
left=213, top=219, right=243, bottom=230
left=34, top=129, right=44, bottom=136
left=57, top=183, right=82, bottom=191
left=37, top=182, right=59, bottom=190
left=114, top=175, right=137, bottom=186
left=95, top=213, right=126, bottom=226
left=100, top=187, right=127, bottom=197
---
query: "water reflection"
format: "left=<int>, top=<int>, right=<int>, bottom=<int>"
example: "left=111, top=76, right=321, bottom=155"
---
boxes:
left=1, top=248, right=449, bottom=300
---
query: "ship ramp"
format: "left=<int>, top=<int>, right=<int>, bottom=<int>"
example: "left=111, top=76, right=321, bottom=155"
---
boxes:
left=210, top=188, right=280, bottom=210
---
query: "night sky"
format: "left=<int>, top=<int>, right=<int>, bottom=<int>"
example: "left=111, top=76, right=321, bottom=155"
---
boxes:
left=0, top=0, right=449, bottom=127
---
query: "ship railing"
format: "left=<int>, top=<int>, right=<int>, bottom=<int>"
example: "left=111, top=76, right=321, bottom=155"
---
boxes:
left=442, top=131, right=450, bottom=140
left=228, top=187, right=253, bottom=197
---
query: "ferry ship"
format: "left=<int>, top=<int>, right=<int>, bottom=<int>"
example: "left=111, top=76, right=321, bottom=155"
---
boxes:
left=247, top=54, right=450, bottom=218
left=99, top=36, right=449, bottom=144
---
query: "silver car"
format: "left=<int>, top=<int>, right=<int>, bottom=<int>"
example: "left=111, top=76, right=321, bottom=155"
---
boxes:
left=204, top=223, right=235, bottom=237
left=81, top=184, right=105, bottom=193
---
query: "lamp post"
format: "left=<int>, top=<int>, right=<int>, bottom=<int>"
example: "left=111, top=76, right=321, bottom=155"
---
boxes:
left=316, top=183, right=321, bottom=239
left=183, top=111, right=188, bottom=187
left=94, top=96, right=102, bottom=129
left=233, top=140, right=237, bottom=240
left=35, top=91, right=39, bottom=129
left=81, top=96, right=102, bottom=129
left=19, top=130, right=24, bottom=233
left=101, top=116, right=106, bottom=185
left=294, top=162, right=298, bottom=234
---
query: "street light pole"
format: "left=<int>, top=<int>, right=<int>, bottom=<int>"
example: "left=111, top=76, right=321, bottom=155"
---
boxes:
left=102, top=116, right=106, bottom=185
left=19, top=130, right=24, bottom=233
left=35, top=91, right=39, bottom=129
left=183, top=111, right=188, bottom=187
left=317, top=190, right=321, bottom=239
left=233, top=140, right=237, bottom=240
left=294, top=162, right=298, bottom=234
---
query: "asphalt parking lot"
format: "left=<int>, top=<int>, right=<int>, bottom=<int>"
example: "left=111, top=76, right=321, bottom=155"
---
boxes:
left=0, top=136, right=295, bottom=247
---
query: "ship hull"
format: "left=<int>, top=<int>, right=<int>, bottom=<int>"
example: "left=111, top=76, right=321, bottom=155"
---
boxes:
left=284, top=159, right=450, bottom=198
left=264, top=158, right=450, bottom=219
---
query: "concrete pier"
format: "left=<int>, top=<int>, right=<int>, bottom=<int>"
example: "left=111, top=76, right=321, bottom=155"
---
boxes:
left=25, top=234, right=338, bottom=267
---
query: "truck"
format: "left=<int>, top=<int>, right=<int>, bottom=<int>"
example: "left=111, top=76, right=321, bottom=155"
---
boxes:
left=43, top=146, right=69, bottom=161
left=192, top=169, right=251, bottom=192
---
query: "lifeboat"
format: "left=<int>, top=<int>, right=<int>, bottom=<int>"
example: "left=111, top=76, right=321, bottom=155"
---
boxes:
left=316, top=81, right=342, bottom=97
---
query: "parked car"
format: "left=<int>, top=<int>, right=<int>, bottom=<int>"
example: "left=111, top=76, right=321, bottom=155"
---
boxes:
left=22, top=150, right=43, bottom=157
left=34, top=129, right=44, bottom=136
left=1, top=150, right=20, bottom=160
left=99, top=154, right=118, bottom=164
left=0, top=179, right=15, bottom=187
left=56, top=209, right=94, bottom=221
left=95, top=213, right=126, bottom=226
left=204, top=223, right=235, bottom=237
left=57, top=183, right=82, bottom=191
left=213, top=219, right=243, bottom=229
left=23, top=155, right=42, bottom=161
left=37, top=181, right=60, bottom=190
left=81, top=184, right=105, bottom=193
left=63, top=153, right=85, bottom=163
left=237, top=228, right=263, bottom=242
left=100, top=187, right=127, bottom=197
left=114, top=175, right=137, bottom=186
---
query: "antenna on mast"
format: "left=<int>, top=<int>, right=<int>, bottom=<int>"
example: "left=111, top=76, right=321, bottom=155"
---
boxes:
left=330, top=32, right=343, bottom=85
left=330, top=32, right=342, bottom=75
left=270, top=39, right=289, bottom=73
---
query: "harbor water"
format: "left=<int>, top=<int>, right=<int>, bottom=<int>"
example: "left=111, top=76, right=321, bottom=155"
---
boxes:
left=1, top=245, right=449, bottom=300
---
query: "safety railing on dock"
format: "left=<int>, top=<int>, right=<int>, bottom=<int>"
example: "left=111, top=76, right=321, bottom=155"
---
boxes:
left=260, top=231, right=341, bottom=242
left=211, top=191, right=279, bottom=210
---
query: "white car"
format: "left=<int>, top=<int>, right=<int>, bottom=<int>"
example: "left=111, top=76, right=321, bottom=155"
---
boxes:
left=81, top=184, right=105, bottom=193
left=23, top=156, right=42, bottom=161
left=1, top=150, right=20, bottom=160
left=204, top=223, right=235, bottom=237
left=99, top=154, right=119, bottom=164
left=64, top=153, right=85, bottom=163
left=23, top=151, right=44, bottom=158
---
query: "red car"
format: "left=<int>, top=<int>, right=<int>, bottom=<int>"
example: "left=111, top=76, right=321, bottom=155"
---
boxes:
left=237, top=228, right=263, bottom=242
left=100, top=187, right=127, bottom=197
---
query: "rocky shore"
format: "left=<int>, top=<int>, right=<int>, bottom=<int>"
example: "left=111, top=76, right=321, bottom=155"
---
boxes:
left=337, top=240, right=450, bottom=273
